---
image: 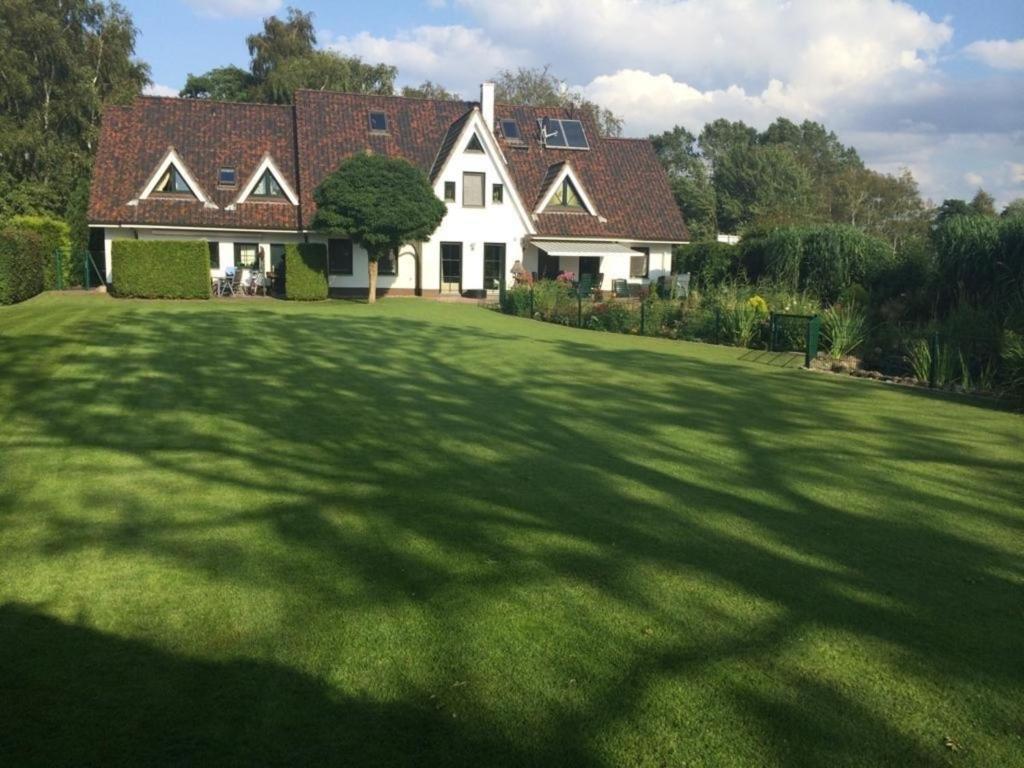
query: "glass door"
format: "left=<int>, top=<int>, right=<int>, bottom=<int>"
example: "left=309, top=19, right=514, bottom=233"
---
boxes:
left=483, top=243, right=506, bottom=292
left=441, top=242, right=462, bottom=294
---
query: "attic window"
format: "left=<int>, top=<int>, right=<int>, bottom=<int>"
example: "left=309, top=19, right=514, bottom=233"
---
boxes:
left=218, top=167, right=236, bottom=187
left=465, top=133, right=484, bottom=153
left=251, top=169, right=284, bottom=198
left=545, top=177, right=584, bottom=211
left=500, top=120, right=522, bottom=143
left=369, top=112, right=388, bottom=132
left=154, top=165, right=193, bottom=195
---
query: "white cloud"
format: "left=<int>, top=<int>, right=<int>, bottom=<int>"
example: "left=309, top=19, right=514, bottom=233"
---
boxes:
left=964, top=172, right=984, bottom=187
left=183, top=0, right=281, bottom=19
left=143, top=83, right=179, bottom=98
left=325, top=26, right=529, bottom=95
left=964, top=38, right=1024, bottom=70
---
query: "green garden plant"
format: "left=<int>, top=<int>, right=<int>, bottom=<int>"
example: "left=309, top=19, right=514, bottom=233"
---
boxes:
left=822, top=303, right=868, bottom=359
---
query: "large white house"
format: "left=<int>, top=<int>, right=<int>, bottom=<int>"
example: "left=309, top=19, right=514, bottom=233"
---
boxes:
left=88, top=84, right=689, bottom=297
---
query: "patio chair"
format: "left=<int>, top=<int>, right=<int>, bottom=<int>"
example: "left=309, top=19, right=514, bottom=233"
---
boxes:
left=611, top=278, right=629, bottom=298
left=251, top=271, right=268, bottom=296
left=225, top=269, right=243, bottom=296
left=674, top=272, right=691, bottom=299
left=576, top=274, right=595, bottom=298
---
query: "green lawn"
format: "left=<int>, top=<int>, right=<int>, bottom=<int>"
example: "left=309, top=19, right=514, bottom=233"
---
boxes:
left=1, top=293, right=1021, bottom=767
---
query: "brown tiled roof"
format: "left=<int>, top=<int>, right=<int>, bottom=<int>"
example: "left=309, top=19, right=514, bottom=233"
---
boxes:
left=90, top=91, right=688, bottom=242
left=89, top=97, right=300, bottom=230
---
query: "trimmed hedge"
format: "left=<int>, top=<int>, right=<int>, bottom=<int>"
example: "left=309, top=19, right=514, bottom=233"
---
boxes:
left=111, top=240, right=211, bottom=299
left=285, top=243, right=328, bottom=301
left=0, top=228, right=47, bottom=305
left=9, top=215, right=73, bottom=289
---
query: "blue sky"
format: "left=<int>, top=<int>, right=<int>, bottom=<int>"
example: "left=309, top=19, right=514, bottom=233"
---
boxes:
left=132, top=0, right=1023, bottom=207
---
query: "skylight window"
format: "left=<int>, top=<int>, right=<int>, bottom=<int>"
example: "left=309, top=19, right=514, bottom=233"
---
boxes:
left=538, top=118, right=590, bottom=150
left=500, top=119, right=522, bottom=142
left=369, top=111, right=388, bottom=132
left=154, top=165, right=193, bottom=195
left=218, top=167, right=236, bottom=187
left=251, top=169, right=284, bottom=198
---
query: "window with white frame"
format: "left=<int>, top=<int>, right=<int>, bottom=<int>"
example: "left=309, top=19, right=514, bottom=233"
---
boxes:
left=462, top=172, right=484, bottom=207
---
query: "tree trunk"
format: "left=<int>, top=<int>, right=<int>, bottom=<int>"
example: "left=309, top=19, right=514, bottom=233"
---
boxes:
left=368, top=258, right=378, bottom=304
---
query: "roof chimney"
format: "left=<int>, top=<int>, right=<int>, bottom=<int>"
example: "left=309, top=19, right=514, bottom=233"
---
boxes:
left=480, top=81, right=495, bottom=133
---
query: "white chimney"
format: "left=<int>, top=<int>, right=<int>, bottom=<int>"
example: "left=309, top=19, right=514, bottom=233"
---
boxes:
left=480, top=81, right=495, bottom=133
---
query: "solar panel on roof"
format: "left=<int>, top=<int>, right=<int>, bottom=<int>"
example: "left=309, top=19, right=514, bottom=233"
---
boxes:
left=539, top=118, right=567, bottom=147
left=562, top=120, right=589, bottom=149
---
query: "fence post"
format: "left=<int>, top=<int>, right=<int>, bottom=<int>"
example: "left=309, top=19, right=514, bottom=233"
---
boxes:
left=928, top=332, right=939, bottom=388
left=529, top=284, right=534, bottom=317
left=54, top=249, right=63, bottom=291
left=83, top=252, right=90, bottom=290
left=640, top=300, right=646, bottom=336
left=714, top=307, right=720, bottom=344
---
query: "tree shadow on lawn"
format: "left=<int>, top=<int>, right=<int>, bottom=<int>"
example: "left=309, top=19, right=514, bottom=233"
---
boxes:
left=1, top=302, right=1022, bottom=766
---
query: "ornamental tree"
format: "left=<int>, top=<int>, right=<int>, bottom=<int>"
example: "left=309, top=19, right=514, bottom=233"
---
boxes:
left=312, top=153, right=447, bottom=303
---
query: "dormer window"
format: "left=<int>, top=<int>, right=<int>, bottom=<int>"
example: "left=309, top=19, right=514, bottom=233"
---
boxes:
left=465, top=133, right=484, bottom=153
left=218, top=167, right=237, bottom=187
left=369, top=112, right=388, bottom=133
left=154, top=165, right=193, bottom=195
left=545, top=177, right=584, bottom=211
left=251, top=169, right=284, bottom=198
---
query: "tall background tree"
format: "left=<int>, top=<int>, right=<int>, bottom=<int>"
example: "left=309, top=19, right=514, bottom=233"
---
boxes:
left=0, top=0, right=149, bottom=246
left=493, top=66, right=623, bottom=138
left=312, top=153, right=447, bottom=303
left=180, top=7, right=395, bottom=105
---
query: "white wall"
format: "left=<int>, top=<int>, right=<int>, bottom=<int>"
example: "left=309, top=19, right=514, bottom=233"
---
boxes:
left=101, top=227, right=306, bottom=281
left=522, top=242, right=674, bottom=291
left=428, top=118, right=531, bottom=293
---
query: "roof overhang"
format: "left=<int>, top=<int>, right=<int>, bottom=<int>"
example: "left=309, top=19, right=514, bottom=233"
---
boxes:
left=530, top=240, right=641, bottom=257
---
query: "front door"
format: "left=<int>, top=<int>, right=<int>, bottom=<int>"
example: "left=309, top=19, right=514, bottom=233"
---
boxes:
left=483, top=243, right=506, bottom=292
left=441, top=242, right=462, bottom=294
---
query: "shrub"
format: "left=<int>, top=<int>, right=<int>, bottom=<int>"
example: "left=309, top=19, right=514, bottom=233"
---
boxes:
left=111, top=240, right=210, bottom=299
left=721, top=304, right=762, bottom=348
left=906, top=338, right=932, bottom=383
left=9, top=215, right=72, bottom=289
left=531, top=279, right=575, bottom=322
left=1002, top=330, right=1024, bottom=404
left=502, top=284, right=533, bottom=316
left=675, top=241, right=743, bottom=288
left=822, top=303, right=868, bottom=359
left=0, top=228, right=46, bottom=305
left=285, top=243, right=328, bottom=301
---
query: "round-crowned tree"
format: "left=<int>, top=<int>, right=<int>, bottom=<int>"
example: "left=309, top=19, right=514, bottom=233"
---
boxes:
left=312, top=153, right=447, bottom=303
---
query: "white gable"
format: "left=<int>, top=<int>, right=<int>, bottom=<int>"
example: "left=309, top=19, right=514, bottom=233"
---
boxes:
left=227, top=154, right=298, bottom=210
left=133, top=147, right=217, bottom=209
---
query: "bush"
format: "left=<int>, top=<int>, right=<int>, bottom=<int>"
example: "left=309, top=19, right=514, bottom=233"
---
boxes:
left=531, top=279, right=576, bottom=322
left=675, top=241, right=743, bottom=288
left=111, top=240, right=210, bottom=299
left=501, top=284, right=533, bottom=316
left=0, top=228, right=46, bottom=305
left=285, top=243, right=328, bottom=301
left=9, top=215, right=72, bottom=289
left=742, top=225, right=890, bottom=303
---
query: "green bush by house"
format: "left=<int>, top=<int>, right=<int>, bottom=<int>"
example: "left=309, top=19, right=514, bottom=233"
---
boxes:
left=285, top=243, right=328, bottom=301
left=111, top=240, right=210, bottom=299
left=674, top=241, right=743, bottom=287
left=0, top=228, right=46, bottom=305
left=8, top=215, right=73, bottom=289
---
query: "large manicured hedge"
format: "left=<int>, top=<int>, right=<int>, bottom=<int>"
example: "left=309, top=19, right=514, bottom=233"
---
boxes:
left=9, top=215, right=72, bottom=289
left=674, top=241, right=743, bottom=286
left=0, top=228, right=46, bottom=305
left=111, top=240, right=210, bottom=299
left=285, top=243, right=328, bottom=301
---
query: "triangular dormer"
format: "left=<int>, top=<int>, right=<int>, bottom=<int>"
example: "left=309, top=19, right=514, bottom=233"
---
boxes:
left=133, top=148, right=216, bottom=208
left=536, top=163, right=597, bottom=217
left=228, top=155, right=298, bottom=209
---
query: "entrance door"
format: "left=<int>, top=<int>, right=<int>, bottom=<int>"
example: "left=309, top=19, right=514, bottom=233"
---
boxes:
left=441, top=242, right=462, bottom=294
left=579, top=256, right=600, bottom=280
left=483, top=243, right=506, bottom=292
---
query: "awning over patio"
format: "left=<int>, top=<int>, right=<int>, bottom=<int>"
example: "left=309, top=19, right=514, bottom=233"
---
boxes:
left=530, top=240, right=640, bottom=258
